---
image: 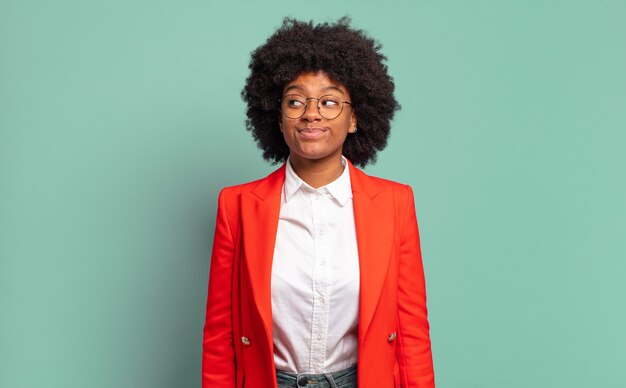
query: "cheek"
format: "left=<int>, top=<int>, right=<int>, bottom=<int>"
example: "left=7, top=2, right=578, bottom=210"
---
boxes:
left=341, top=117, right=354, bottom=133
left=279, top=118, right=294, bottom=134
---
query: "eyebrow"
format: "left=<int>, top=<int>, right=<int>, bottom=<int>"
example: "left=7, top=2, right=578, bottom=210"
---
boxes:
left=283, top=84, right=345, bottom=95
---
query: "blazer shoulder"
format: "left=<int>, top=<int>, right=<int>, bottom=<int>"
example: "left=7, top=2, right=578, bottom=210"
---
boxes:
left=217, top=164, right=285, bottom=203
left=218, top=179, right=260, bottom=199
left=368, top=175, right=410, bottom=190
left=355, top=168, right=413, bottom=195
left=351, top=168, right=417, bottom=220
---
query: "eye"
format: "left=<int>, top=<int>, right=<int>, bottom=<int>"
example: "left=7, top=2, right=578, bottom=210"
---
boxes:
left=282, top=94, right=305, bottom=109
left=287, top=99, right=305, bottom=107
left=320, top=96, right=340, bottom=107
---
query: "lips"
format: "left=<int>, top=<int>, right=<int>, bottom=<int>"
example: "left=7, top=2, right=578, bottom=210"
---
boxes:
left=297, top=127, right=326, bottom=140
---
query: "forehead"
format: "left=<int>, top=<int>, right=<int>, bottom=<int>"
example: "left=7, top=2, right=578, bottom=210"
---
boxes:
left=283, top=71, right=349, bottom=96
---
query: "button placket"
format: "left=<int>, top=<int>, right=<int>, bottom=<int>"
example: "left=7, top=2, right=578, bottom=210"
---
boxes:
left=309, top=189, right=333, bottom=372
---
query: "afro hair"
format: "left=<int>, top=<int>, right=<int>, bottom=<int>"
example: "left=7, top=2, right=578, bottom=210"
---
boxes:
left=241, top=17, right=400, bottom=167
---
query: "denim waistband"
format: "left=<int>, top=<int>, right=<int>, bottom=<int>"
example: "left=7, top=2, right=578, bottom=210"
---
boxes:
left=276, top=365, right=357, bottom=388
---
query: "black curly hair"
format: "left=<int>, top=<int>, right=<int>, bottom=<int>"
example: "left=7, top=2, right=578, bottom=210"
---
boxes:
left=241, top=17, right=400, bottom=167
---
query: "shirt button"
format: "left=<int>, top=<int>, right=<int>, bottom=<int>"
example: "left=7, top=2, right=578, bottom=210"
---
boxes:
left=241, top=336, right=251, bottom=346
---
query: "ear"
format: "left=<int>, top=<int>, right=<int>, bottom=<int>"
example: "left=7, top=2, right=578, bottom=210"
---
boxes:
left=349, top=111, right=357, bottom=133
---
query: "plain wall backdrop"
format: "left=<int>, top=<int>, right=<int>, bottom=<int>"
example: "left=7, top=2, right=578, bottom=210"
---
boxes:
left=1, top=1, right=625, bottom=387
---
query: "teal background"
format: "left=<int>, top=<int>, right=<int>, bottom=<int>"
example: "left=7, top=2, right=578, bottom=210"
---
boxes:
left=1, top=1, right=625, bottom=387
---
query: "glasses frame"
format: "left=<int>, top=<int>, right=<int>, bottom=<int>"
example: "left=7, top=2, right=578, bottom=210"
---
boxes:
left=279, top=94, right=352, bottom=120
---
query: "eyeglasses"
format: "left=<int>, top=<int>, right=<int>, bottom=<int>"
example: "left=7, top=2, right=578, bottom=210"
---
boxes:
left=280, top=94, right=352, bottom=120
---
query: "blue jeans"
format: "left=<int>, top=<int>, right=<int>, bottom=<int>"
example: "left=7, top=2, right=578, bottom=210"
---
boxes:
left=276, top=365, right=357, bottom=388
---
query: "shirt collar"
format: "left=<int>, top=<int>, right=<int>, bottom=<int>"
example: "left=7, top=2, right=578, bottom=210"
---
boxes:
left=283, top=156, right=353, bottom=206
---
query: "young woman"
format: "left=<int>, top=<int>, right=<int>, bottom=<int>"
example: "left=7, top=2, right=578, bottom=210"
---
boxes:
left=202, top=18, right=435, bottom=388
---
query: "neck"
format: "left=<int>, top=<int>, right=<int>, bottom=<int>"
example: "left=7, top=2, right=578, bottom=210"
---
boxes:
left=289, top=154, right=345, bottom=189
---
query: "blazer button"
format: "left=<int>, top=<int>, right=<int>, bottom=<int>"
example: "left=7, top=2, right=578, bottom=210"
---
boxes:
left=241, top=336, right=251, bottom=346
left=387, top=332, right=397, bottom=342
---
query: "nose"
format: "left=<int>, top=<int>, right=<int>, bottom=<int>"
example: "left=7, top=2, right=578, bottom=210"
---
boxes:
left=301, top=99, right=321, bottom=121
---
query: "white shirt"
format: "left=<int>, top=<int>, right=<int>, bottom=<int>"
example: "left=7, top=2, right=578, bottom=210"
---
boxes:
left=271, top=157, right=360, bottom=374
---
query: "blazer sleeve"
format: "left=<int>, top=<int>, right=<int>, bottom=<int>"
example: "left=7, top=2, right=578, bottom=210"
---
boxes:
left=202, top=189, right=236, bottom=387
left=396, top=185, right=435, bottom=387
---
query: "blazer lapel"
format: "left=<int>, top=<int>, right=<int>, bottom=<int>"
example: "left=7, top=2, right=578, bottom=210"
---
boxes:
left=349, top=161, right=395, bottom=345
left=240, top=165, right=285, bottom=351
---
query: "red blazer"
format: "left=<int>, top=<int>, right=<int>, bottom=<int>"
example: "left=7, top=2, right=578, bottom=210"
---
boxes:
left=202, top=160, right=435, bottom=387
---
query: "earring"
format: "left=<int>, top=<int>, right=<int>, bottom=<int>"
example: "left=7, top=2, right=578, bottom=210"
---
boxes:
left=350, top=126, right=358, bottom=133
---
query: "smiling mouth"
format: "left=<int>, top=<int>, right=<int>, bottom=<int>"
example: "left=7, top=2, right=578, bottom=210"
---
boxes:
left=297, top=127, right=326, bottom=139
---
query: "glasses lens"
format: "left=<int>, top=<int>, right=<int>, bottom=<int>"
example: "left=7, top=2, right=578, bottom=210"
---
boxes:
left=281, top=94, right=306, bottom=119
left=280, top=94, right=346, bottom=119
left=319, top=95, right=343, bottom=119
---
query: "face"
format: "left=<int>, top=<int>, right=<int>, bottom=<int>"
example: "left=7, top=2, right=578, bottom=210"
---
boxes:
left=279, top=71, right=357, bottom=166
